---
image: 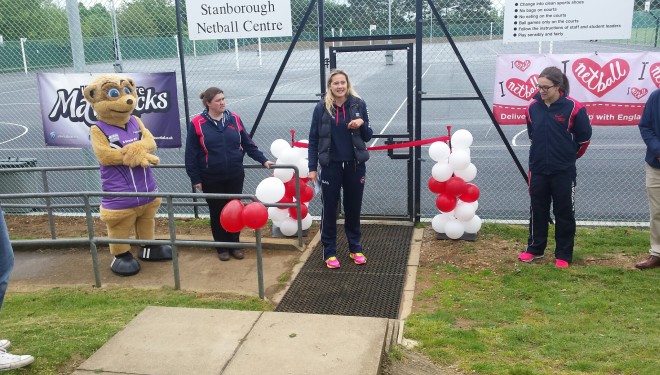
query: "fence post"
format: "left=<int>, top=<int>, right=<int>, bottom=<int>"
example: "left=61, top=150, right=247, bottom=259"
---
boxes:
left=20, top=38, right=27, bottom=74
left=234, top=37, right=240, bottom=71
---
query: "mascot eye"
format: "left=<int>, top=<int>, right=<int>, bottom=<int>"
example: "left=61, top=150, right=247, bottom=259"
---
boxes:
left=123, top=87, right=132, bottom=95
left=108, top=88, right=120, bottom=98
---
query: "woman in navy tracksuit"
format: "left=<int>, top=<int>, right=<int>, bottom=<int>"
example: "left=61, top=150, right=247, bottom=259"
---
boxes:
left=308, top=70, right=373, bottom=269
left=518, top=66, right=592, bottom=268
left=185, top=87, right=273, bottom=261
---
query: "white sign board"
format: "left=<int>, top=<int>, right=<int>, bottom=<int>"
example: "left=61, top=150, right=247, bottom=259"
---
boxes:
left=503, top=0, right=634, bottom=42
left=185, top=0, right=292, bottom=40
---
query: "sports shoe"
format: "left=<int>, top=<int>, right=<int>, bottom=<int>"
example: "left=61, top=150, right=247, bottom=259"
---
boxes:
left=349, top=252, right=367, bottom=265
left=325, top=256, right=340, bottom=269
left=0, top=349, right=34, bottom=371
left=555, top=259, right=569, bottom=268
left=0, top=340, right=9, bottom=350
left=518, top=252, right=544, bottom=263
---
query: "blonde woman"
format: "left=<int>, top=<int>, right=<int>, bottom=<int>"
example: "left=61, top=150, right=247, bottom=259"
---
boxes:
left=307, top=70, right=373, bottom=269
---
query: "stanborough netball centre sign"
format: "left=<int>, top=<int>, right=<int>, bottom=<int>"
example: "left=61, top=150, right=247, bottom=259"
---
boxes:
left=185, top=0, right=292, bottom=40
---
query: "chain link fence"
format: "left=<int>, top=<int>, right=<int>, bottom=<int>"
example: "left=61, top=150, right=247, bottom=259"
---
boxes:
left=0, top=0, right=655, bottom=224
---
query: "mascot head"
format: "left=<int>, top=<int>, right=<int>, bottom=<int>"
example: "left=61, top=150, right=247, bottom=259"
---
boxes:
left=84, top=74, right=137, bottom=127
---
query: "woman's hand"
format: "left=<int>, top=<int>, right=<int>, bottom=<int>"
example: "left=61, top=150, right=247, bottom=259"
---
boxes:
left=308, top=171, right=317, bottom=185
left=263, top=161, right=275, bottom=169
left=193, top=183, right=202, bottom=191
left=348, top=118, right=364, bottom=130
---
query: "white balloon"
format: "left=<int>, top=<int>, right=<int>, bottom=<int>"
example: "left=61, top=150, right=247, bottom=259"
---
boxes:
left=444, top=219, right=465, bottom=239
left=428, top=141, right=451, bottom=162
left=301, top=213, right=313, bottom=230
left=464, top=215, right=482, bottom=233
left=268, top=206, right=290, bottom=223
left=296, top=139, right=309, bottom=159
left=296, top=158, right=309, bottom=179
left=270, top=139, right=290, bottom=159
left=279, top=147, right=300, bottom=165
left=470, top=200, right=479, bottom=211
left=451, top=129, right=473, bottom=149
left=432, top=162, right=453, bottom=182
left=279, top=217, right=299, bottom=236
left=453, top=163, right=477, bottom=182
left=255, top=177, right=285, bottom=204
left=448, top=149, right=471, bottom=170
left=454, top=202, right=476, bottom=222
left=273, top=164, right=294, bottom=182
left=431, top=213, right=451, bottom=233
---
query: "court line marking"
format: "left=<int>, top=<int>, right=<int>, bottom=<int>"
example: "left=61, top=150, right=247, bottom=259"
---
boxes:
left=512, top=129, right=527, bottom=146
left=369, top=64, right=434, bottom=148
left=0, top=122, right=28, bottom=145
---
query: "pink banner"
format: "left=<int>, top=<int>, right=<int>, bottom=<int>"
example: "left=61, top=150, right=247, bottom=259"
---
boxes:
left=493, top=53, right=660, bottom=126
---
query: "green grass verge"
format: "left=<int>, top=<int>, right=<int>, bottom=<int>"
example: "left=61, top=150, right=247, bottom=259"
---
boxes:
left=406, top=224, right=660, bottom=374
left=1, top=287, right=272, bottom=374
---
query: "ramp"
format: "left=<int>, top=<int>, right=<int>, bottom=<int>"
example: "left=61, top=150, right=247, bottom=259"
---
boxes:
left=276, top=224, right=413, bottom=318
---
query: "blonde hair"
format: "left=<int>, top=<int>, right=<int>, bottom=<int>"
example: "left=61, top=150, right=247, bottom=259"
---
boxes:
left=324, top=69, right=360, bottom=114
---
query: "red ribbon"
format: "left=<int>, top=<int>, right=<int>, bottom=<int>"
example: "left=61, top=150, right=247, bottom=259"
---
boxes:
left=292, top=136, right=449, bottom=151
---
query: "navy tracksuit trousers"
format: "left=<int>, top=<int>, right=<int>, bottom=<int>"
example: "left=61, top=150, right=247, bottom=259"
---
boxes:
left=527, top=168, right=576, bottom=263
left=203, top=174, right=244, bottom=254
left=319, top=161, right=366, bottom=260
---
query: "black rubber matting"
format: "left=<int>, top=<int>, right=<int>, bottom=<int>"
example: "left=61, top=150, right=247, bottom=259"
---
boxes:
left=276, top=224, right=413, bottom=319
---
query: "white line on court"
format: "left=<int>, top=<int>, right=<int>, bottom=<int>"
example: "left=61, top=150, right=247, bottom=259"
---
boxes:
left=0, top=122, right=28, bottom=145
left=512, top=129, right=527, bottom=146
left=369, top=64, right=435, bottom=148
left=0, top=87, right=37, bottom=95
left=0, top=103, right=39, bottom=106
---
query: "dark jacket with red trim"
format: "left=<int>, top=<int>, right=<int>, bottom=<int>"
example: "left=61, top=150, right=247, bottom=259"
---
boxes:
left=308, top=95, right=373, bottom=172
left=638, top=88, right=660, bottom=169
left=525, top=91, right=592, bottom=174
left=185, top=109, right=267, bottom=185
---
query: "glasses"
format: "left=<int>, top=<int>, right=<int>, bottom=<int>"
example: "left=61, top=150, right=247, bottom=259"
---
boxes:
left=536, top=84, right=556, bottom=92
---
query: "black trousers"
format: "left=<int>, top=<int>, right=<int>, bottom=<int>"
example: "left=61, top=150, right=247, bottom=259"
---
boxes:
left=319, top=161, right=366, bottom=260
left=202, top=174, right=244, bottom=254
left=527, top=168, right=576, bottom=263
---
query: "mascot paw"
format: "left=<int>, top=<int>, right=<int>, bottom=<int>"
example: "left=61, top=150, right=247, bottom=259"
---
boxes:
left=121, top=145, right=148, bottom=168
left=110, top=252, right=141, bottom=276
left=145, top=153, right=160, bottom=166
left=138, top=245, right=173, bottom=261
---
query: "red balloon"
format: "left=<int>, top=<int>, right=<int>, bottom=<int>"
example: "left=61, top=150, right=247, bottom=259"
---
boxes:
left=445, top=176, right=467, bottom=196
left=460, top=183, right=480, bottom=203
left=288, top=204, right=309, bottom=220
left=300, top=183, right=314, bottom=203
left=428, top=176, right=446, bottom=194
left=220, top=199, right=245, bottom=233
left=242, top=202, right=269, bottom=229
left=278, top=194, right=294, bottom=204
left=300, top=177, right=310, bottom=184
left=284, top=178, right=298, bottom=197
left=436, top=193, right=457, bottom=213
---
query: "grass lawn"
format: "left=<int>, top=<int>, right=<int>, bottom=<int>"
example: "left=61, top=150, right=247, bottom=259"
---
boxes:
left=406, top=224, right=660, bottom=375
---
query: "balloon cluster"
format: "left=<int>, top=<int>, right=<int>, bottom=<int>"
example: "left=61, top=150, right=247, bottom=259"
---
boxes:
left=428, top=129, right=482, bottom=239
left=252, top=138, right=314, bottom=236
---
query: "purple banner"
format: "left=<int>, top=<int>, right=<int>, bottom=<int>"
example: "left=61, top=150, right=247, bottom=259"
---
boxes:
left=37, top=72, right=182, bottom=148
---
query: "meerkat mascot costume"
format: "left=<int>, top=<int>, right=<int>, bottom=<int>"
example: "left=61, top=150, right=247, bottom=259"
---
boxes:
left=84, top=74, right=172, bottom=276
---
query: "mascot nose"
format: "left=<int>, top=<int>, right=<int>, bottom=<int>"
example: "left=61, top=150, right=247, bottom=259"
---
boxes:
left=126, top=99, right=134, bottom=105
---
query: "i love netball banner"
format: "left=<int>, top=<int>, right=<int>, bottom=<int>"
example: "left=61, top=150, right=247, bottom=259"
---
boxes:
left=37, top=72, right=182, bottom=148
left=493, top=53, right=660, bottom=126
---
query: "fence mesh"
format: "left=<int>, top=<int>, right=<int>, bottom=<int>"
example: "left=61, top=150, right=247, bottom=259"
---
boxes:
left=0, top=0, right=655, bottom=223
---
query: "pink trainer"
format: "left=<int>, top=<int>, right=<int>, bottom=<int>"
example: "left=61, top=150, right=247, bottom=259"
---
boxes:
left=325, top=256, right=340, bottom=269
left=350, top=252, right=367, bottom=265
left=555, top=259, right=569, bottom=268
left=518, top=252, right=544, bottom=263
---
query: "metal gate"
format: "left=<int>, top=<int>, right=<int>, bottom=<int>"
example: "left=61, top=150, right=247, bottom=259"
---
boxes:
left=329, top=44, right=415, bottom=220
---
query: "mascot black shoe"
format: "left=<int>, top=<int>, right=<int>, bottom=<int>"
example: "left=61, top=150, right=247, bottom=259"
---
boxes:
left=137, top=245, right=173, bottom=261
left=111, top=252, right=141, bottom=276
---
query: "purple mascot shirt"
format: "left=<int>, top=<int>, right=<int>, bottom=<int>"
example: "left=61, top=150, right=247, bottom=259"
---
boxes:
left=94, top=117, right=158, bottom=210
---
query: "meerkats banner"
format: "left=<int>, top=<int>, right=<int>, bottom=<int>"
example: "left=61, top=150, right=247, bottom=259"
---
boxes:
left=37, top=72, right=181, bottom=147
left=493, top=52, right=660, bottom=126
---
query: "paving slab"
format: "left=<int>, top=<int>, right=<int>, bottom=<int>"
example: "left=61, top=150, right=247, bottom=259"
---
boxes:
left=72, top=307, right=390, bottom=375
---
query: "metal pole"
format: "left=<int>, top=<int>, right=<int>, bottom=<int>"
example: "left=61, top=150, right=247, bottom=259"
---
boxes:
left=414, top=0, right=423, bottom=223
left=318, top=0, right=326, bottom=92
left=255, top=228, right=265, bottom=299
left=41, top=170, right=55, bottom=240
left=235, top=37, right=240, bottom=71
left=110, top=0, right=122, bottom=72
left=166, top=196, right=181, bottom=290
left=20, top=38, right=27, bottom=74
left=65, top=0, right=85, bottom=72
left=84, top=195, right=102, bottom=288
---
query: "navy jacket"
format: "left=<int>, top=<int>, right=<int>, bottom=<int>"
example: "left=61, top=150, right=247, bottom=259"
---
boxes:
left=308, top=95, right=373, bottom=172
left=639, top=88, right=660, bottom=169
left=185, top=110, right=267, bottom=185
left=525, top=91, right=592, bottom=174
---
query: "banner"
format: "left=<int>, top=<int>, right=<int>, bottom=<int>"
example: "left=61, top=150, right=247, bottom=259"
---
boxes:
left=493, top=53, right=660, bottom=126
left=37, top=72, right=181, bottom=147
